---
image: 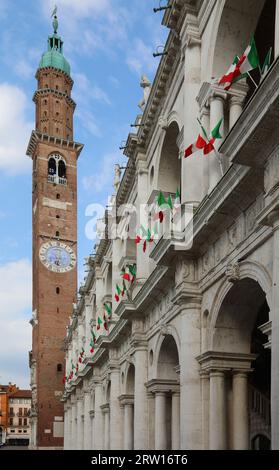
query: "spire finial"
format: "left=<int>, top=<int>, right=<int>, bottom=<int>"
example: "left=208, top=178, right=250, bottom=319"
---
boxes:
left=51, top=5, right=58, bottom=34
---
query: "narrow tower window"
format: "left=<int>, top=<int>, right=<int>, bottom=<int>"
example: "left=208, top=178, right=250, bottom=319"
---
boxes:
left=48, top=158, right=56, bottom=176
left=56, top=287, right=60, bottom=295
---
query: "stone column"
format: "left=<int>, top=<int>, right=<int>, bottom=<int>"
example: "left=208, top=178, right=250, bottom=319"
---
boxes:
left=101, top=405, right=110, bottom=450
left=124, top=403, right=134, bottom=450
left=76, top=397, right=84, bottom=450
left=63, top=408, right=68, bottom=449
left=93, top=382, right=104, bottom=450
left=180, top=297, right=202, bottom=449
left=147, top=392, right=155, bottom=449
left=200, top=372, right=210, bottom=450
left=171, top=392, right=180, bottom=449
left=232, top=372, right=249, bottom=450
left=83, top=390, right=92, bottom=450
left=110, top=367, right=122, bottom=449
left=71, top=400, right=77, bottom=450
left=134, top=346, right=148, bottom=449
left=269, top=210, right=279, bottom=449
left=229, top=96, right=244, bottom=130
left=209, top=370, right=227, bottom=450
left=181, top=23, right=203, bottom=205
left=208, top=91, right=226, bottom=192
left=90, top=411, right=95, bottom=449
left=155, top=392, right=167, bottom=450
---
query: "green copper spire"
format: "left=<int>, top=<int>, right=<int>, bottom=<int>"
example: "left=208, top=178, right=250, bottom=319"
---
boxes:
left=38, top=6, right=71, bottom=77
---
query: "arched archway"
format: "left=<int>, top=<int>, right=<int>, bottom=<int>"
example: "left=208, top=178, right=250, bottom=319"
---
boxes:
left=152, top=334, right=180, bottom=450
left=210, top=0, right=267, bottom=79
left=205, top=278, right=271, bottom=450
left=157, top=122, right=181, bottom=194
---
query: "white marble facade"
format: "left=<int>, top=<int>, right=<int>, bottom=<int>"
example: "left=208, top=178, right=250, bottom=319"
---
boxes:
left=63, top=0, right=279, bottom=450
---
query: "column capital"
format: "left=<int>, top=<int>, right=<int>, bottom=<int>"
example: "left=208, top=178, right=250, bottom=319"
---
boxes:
left=118, top=394, right=134, bottom=407
left=100, top=403, right=110, bottom=415
left=209, top=87, right=227, bottom=103
left=232, top=370, right=251, bottom=378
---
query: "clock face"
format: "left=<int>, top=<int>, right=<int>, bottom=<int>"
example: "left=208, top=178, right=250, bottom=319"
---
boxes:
left=39, top=241, right=76, bottom=273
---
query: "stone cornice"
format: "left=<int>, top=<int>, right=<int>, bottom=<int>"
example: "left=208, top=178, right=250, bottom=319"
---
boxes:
left=136, top=31, right=181, bottom=152
left=26, top=130, right=84, bottom=159
left=115, top=265, right=170, bottom=321
left=146, top=379, right=180, bottom=394
left=96, top=320, right=131, bottom=350
left=33, top=88, right=76, bottom=110
left=220, top=57, right=279, bottom=168
left=162, top=0, right=186, bottom=30
left=196, top=351, right=257, bottom=372
left=36, top=66, right=74, bottom=87
left=116, top=157, right=137, bottom=208
left=118, top=394, right=134, bottom=406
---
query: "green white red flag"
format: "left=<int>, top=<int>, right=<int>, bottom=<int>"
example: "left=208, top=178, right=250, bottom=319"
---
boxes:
left=115, top=284, right=121, bottom=302
left=185, top=119, right=222, bottom=158
left=219, top=36, right=259, bottom=91
left=97, top=316, right=102, bottom=330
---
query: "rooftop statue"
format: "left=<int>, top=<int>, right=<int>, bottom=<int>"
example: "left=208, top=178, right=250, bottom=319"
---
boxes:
left=138, top=75, right=152, bottom=111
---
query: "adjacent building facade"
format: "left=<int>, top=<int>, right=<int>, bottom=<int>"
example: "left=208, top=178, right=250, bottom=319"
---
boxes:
left=27, top=12, right=83, bottom=449
left=6, top=390, right=32, bottom=446
left=0, top=385, right=31, bottom=446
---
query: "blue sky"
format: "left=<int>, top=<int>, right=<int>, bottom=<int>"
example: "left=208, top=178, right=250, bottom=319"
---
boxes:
left=0, top=0, right=168, bottom=388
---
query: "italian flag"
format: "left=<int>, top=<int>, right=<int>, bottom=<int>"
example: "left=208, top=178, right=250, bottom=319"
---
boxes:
left=185, top=119, right=223, bottom=158
left=80, top=347, right=85, bottom=357
left=154, top=192, right=172, bottom=223
left=104, top=303, right=112, bottom=319
left=97, top=316, right=102, bottom=330
left=71, top=360, right=75, bottom=370
left=135, top=235, right=142, bottom=245
left=261, top=47, right=272, bottom=80
left=185, top=134, right=207, bottom=158
left=219, top=36, right=259, bottom=91
left=103, top=314, right=109, bottom=331
left=122, top=269, right=131, bottom=282
left=122, top=280, right=127, bottom=296
left=128, top=264, right=136, bottom=283
left=115, top=284, right=121, bottom=302
left=91, top=329, right=97, bottom=344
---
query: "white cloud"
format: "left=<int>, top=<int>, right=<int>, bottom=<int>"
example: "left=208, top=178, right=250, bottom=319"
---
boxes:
left=0, top=83, right=33, bottom=175
left=0, top=259, right=32, bottom=388
left=42, top=0, right=130, bottom=56
left=126, top=38, right=157, bottom=76
left=76, top=109, right=102, bottom=138
left=73, top=72, right=111, bottom=105
left=82, top=152, right=121, bottom=192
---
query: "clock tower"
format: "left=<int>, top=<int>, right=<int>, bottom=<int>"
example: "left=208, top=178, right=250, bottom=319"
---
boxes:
left=27, top=11, right=83, bottom=449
